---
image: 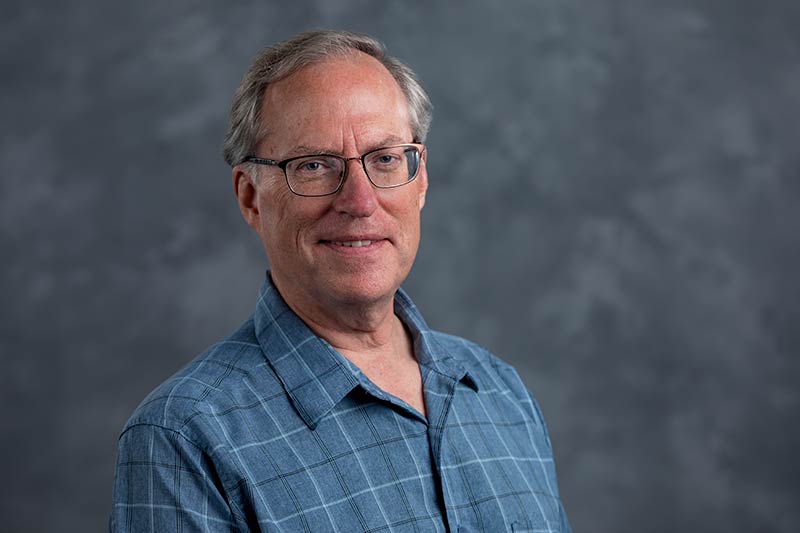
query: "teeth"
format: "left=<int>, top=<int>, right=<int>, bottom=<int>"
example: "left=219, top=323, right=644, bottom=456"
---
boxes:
left=331, top=240, right=374, bottom=247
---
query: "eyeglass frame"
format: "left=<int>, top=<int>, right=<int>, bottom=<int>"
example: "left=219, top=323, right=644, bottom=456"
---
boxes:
left=242, top=142, right=426, bottom=197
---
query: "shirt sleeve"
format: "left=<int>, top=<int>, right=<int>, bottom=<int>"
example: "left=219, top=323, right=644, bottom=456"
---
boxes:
left=559, top=500, right=573, bottom=533
left=529, top=391, right=573, bottom=533
left=110, top=422, right=238, bottom=532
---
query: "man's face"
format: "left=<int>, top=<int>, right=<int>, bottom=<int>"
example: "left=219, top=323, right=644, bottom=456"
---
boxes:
left=234, top=52, right=428, bottom=312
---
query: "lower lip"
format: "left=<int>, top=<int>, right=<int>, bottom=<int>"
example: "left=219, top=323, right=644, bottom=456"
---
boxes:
left=320, top=239, right=388, bottom=254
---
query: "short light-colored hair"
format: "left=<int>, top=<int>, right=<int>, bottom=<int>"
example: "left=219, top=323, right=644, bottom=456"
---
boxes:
left=222, top=29, right=433, bottom=167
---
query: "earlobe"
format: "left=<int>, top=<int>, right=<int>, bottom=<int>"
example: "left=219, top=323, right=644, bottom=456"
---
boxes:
left=232, top=166, right=260, bottom=229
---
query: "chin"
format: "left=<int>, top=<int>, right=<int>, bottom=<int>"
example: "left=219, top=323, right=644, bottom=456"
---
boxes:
left=327, top=270, right=403, bottom=305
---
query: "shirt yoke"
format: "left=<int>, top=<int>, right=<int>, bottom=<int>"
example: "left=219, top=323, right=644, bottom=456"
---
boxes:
left=121, top=318, right=272, bottom=442
left=121, top=319, right=546, bottom=452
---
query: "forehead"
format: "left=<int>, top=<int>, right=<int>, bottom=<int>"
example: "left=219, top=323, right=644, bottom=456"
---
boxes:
left=259, top=52, right=412, bottom=152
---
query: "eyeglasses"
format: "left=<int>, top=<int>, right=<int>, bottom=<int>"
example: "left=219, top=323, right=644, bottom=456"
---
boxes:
left=244, top=143, right=425, bottom=197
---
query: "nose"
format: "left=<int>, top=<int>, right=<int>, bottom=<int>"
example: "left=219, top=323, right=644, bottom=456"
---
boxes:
left=331, top=158, right=378, bottom=217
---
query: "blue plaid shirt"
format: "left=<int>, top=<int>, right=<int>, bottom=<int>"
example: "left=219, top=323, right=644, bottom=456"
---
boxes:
left=111, top=277, right=571, bottom=532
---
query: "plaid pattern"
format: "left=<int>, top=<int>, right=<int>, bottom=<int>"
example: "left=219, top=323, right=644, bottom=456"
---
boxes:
left=110, top=277, right=571, bottom=532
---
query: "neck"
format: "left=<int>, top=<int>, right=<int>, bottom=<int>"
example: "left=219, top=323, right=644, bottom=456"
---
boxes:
left=271, top=273, right=401, bottom=355
left=270, top=273, right=426, bottom=417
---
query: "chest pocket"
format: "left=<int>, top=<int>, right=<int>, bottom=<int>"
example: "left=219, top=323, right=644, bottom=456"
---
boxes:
left=514, top=490, right=562, bottom=531
left=453, top=491, right=561, bottom=532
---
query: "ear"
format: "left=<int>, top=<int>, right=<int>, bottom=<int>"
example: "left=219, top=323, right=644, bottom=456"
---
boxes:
left=417, top=150, right=429, bottom=210
left=232, top=165, right=261, bottom=230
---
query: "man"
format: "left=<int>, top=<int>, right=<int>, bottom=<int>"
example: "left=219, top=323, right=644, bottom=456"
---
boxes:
left=111, top=30, right=571, bottom=532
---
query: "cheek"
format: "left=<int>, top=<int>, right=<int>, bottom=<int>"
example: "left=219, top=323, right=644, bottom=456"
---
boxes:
left=388, top=195, right=423, bottom=246
left=399, top=187, right=425, bottom=221
left=255, top=184, right=294, bottom=244
left=260, top=188, right=330, bottom=247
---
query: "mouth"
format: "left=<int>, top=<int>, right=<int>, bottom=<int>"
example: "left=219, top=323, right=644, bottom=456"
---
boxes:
left=326, top=239, right=378, bottom=248
left=318, top=236, right=389, bottom=251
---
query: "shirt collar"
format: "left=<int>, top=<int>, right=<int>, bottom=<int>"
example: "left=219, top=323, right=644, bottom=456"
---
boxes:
left=392, top=287, right=480, bottom=392
left=253, top=274, right=478, bottom=429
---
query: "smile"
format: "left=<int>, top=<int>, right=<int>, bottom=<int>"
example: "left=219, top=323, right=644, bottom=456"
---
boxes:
left=329, top=240, right=376, bottom=247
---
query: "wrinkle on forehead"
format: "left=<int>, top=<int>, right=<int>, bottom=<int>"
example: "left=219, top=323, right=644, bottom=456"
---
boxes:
left=257, top=52, right=412, bottom=157
left=283, top=134, right=409, bottom=158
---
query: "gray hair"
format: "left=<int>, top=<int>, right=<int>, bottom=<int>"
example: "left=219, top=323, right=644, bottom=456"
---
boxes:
left=222, top=29, right=433, bottom=167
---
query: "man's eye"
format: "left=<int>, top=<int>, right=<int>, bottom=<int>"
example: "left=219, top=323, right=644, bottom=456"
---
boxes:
left=301, top=161, right=324, bottom=171
left=371, top=153, right=400, bottom=166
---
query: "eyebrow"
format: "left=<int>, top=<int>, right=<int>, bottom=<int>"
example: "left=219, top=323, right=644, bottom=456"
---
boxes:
left=284, top=135, right=410, bottom=158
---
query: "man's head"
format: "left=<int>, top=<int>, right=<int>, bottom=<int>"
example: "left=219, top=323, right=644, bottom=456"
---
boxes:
left=222, top=30, right=432, bottom=168
left=226, top=30, right=433, bottom=315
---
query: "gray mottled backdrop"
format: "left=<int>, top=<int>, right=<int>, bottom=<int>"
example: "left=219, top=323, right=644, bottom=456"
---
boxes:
left=2, top=1, right=798, bottom=531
